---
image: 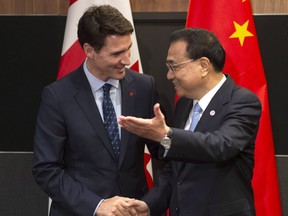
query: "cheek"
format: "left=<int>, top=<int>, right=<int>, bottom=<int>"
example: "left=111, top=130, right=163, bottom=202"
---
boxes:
left=176, top=72, right=191, bottom=84
left=181, top=75, right=199, bottom=92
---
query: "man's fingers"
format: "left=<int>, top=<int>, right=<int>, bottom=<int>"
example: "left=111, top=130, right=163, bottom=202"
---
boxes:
left=97, top=196, right=137, bottom=216
left=118, top=116, right=148, bottom=131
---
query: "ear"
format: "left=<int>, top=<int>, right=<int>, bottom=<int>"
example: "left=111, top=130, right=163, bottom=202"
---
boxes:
left=83, top=43, right=94, bottom=58
left=199, top=57, right=210, bottom=78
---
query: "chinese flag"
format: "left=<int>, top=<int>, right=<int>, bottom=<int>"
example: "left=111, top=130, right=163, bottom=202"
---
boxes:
left=57, top=0, right=153, bottom=189
left=185, top=0, right=282, bottom=215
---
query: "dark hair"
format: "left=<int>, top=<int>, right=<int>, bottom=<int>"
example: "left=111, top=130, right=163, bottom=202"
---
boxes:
left=77, top=5, right=134, bottom=52
left=169, top=28, right=225, bottom=72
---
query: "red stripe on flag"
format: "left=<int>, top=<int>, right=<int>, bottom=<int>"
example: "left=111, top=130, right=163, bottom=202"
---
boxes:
left=69, top=0, right=77, bottom=7
left=144, top=152, right=154, bottom=189
left=129, top=60, right=139, bottom=73
left=57, top=40, right=86, bottom=80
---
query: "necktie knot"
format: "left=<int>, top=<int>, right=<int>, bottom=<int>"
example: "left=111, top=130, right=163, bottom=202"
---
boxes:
left=194, top=102, right=202, bottom=113
left=103, top=83, right=112, bottom=96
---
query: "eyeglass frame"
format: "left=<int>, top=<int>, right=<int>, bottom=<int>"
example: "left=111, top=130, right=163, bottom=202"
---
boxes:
left=165, top=59, right=194, bottom=73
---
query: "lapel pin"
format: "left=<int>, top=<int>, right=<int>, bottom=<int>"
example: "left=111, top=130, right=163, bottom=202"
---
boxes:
left=129, top=92, right=134, bottom=97
left=210, top=110, right=215, bottom=116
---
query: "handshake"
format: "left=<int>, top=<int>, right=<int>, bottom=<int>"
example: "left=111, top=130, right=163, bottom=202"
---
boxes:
left=96, top=196, right=150, bottom=216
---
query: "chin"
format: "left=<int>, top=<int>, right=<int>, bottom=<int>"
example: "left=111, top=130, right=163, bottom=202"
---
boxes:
left=115, top=72, right=126, bottom=80
left=175, top=89, right=186, bottom=98
left=175, top=91, right=183, bottom=97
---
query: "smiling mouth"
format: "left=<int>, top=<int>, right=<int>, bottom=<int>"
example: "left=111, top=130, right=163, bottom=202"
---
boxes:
left=173, top=82, right=180, bottom=89
left=114, top=66, right=125, bottom=72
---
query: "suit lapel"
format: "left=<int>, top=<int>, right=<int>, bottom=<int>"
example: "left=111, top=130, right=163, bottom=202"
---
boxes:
left=175, top=98, right=193, bottom=129
left=71, top=67, right=118, bottom=162
left=118, top=71, right=136, bottom=166
left=196, top=75, right=233, bottom=132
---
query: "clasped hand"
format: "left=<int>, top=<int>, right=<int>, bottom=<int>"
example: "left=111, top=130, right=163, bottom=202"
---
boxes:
left=96, top=196, right=149, bottom=216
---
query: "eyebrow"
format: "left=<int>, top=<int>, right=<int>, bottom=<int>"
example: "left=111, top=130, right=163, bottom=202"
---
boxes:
left=111, top=43, right=132, bottom=56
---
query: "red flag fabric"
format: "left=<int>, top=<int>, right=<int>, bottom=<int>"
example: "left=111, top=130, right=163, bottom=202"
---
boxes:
left=58, top=0, right=154, bottom=189
left=185, top=0, right=282, bottom=215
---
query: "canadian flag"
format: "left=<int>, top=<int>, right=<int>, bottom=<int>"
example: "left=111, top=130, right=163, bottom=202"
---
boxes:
left=58, top=0, right=153, bottom=188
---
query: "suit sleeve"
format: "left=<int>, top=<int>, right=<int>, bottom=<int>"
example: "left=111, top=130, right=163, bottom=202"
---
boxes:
left=32, top=86, right=100, bottom=216
left=166, top=88, right=262, bottom=163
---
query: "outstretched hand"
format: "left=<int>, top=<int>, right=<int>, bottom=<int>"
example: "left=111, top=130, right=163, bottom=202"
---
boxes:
left=118, top=103, right=169, bottom=142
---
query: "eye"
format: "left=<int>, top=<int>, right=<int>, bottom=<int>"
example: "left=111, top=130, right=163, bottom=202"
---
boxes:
left=173, top=65, right=180, bottom=72
left=112, top=51, right=122, bottom=57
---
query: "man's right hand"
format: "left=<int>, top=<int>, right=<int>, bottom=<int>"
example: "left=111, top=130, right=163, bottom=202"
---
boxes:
left=125, top=199, right=150, bottom=216
left=96, top=196, right=136, bottom=216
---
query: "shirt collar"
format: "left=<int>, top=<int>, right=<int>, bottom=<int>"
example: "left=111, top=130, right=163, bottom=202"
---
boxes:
left=83, top=59, right=120, bottom=93
left=197, top=74, right=226, bottom=111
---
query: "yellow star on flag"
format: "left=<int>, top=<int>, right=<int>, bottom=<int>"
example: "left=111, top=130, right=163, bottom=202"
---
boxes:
left=229, top=20, right=254, bottom=46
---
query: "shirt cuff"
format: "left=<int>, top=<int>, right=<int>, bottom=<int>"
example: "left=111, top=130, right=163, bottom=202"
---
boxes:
left=94, top=199, right=104, bottom=216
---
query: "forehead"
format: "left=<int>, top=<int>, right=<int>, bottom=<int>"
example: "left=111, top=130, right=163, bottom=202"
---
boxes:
left=167, top=40, right=188, bottom=61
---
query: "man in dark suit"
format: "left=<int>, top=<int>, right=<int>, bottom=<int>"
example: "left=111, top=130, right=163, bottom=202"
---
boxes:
left=119, top=28, right=262, bottom=216
left=32, top=5, right=159, bottom=216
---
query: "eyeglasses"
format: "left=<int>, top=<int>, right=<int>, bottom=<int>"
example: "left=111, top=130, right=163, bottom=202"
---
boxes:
left=166, top=59, right=194, bottom=73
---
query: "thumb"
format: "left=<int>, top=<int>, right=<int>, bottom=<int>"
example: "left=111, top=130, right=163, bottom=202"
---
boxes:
left=153, top=103, right=164, bottom=119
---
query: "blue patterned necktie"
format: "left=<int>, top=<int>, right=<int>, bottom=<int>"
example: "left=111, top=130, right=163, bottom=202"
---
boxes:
left=189, top=102, right=202, bottom=132
left=102, top=84, right=120, bottom=159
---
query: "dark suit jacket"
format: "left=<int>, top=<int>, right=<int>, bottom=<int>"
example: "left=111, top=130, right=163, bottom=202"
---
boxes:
left=143, top=75, right=262, bottom=216
left=32, top=66, right=159, bottom=216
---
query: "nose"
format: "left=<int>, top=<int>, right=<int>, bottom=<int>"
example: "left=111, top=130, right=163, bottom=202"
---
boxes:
left=120, top=50, right=131, bottom=65
left=167, top=70, right=174, bottom=80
